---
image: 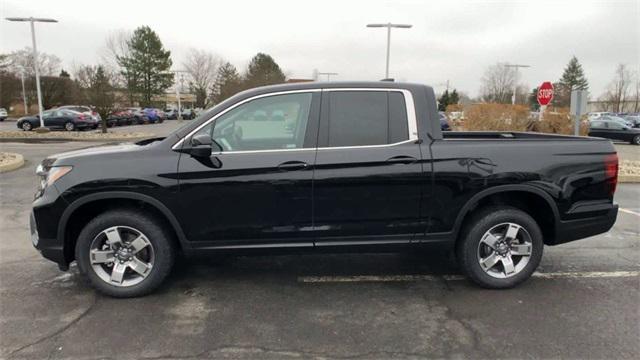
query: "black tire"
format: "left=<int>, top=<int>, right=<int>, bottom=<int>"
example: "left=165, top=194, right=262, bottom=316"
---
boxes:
left=75, top=210, right=175, bottom=298
left=21, top=121, right=32, bottom=131
left=64, top=121, right=76, bottom=131
left=631, top=135, right=640, bottom=145
left=456, top=206, right=544, bottom=289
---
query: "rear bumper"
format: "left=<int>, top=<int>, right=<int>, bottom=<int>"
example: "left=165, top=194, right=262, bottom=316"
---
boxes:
left=553, top=204, right=618, bottom=245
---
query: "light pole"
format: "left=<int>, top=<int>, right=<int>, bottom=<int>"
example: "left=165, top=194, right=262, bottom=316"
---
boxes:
left=6, top=17, right=58, bottom=131
left=366, top=23, right=412, bottom=79
left=169, top=69, right=188, bottom=121
left=20, top=68, right=28, bottom=115
left=504, top=63, right=531, bottom=105
left=318, top=72, right=339, bottom=81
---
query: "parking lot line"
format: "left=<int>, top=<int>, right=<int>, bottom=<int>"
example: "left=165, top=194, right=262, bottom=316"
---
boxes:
left=297, top=271, right=639, bottom=283
left=619, top=208, right=640, bottom=217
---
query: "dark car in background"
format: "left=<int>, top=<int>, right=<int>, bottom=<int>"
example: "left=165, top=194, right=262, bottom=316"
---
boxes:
left=17, top=109, right=93, bottom=131
left=57, top=105, right=100, bottom=129
left=107, top=109, right=134, bottom=126
left=439, top=111, right=451, bottom=131
left=589, top=119, right=640, bottom=145
left=126, top=107, right=149, bottom=124
left=621, top=114, right=640, bottom=128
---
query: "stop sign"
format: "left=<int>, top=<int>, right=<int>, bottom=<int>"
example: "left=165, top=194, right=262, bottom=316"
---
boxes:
left=537, top=82, right=554, bottom=106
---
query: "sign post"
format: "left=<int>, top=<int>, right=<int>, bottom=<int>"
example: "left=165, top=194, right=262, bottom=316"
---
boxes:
left=537, top=81, right=554, bottom=121
left=570, top=90, right=588, bottom=136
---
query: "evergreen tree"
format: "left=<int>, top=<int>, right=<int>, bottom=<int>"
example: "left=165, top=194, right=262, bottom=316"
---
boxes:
left=211, top=62, right=242, bottom=104
left=243, top=53, right=285, bottom=89
left=117, top=26, right=173, bottom=106
left=437, top=89, right=460, bottom=111
left=450, top=89, right=460, bottom=105
left=438, top=90, right=450, bottom=111
left=555, top=56, right=589, bottom=107
left=529, top=87, right=540, bottom=111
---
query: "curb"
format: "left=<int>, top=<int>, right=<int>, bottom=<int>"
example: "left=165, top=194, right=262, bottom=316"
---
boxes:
left=619, top=175, right=640, bottom=183
left=0, top=153, right=25, bottom=173
left=0, top=136, right=153, bottom=143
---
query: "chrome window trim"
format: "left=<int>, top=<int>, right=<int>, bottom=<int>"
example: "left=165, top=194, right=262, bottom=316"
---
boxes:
left=172, top=87, right=418, bottom=152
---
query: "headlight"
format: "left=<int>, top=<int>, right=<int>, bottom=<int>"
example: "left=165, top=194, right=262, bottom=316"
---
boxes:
left=36, top=165, right=73, bottom=195
left=46, top=166, right=73, bottom=186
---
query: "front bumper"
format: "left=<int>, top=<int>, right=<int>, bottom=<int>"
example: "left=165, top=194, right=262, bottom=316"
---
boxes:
left=553, top=204, right=618, bottom=245
left=30, top=211, right=68, bottom=270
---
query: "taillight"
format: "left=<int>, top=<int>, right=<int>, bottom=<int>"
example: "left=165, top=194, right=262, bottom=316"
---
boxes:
left=605, top=154, right=618, bottom=196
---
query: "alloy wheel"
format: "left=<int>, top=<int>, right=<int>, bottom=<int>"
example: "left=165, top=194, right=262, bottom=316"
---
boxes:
left=476, top=222, right=533, bottom=279
left=89, top=226, right=155, bottom=287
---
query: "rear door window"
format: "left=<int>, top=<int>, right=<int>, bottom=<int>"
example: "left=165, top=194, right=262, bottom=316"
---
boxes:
left=325, top=91, right=409, bottom=147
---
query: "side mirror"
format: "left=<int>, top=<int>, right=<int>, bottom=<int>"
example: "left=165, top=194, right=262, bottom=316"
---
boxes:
left=189, top=135, right=213, bottom=158
left=191, top=134, right=212, bottom=147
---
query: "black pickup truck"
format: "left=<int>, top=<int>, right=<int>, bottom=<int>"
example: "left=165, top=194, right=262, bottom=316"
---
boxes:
left=30, top=82, right=619, bottom=297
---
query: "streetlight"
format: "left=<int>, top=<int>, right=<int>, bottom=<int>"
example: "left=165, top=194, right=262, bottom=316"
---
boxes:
left=366, top=23, right=412, bottom=79
left=318, top=72, right=339, bottom=81
left=169, top=69, right=188, bottom=121
left=5, top=17, right=58, bottom=132
left=504, top=63, right=531, bottom=105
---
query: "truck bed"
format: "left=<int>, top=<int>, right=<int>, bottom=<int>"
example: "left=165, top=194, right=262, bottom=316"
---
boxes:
left=442, top=131, right=600, bottom=141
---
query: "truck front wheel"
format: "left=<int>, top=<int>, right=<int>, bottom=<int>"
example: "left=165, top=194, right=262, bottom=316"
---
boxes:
left=75, top=210, right=175, bottom=297
left=456, top=206, right=544, bottom=289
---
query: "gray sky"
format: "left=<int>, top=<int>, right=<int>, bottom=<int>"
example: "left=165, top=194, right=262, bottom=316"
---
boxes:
left=1, top=0, right=638, bottom=98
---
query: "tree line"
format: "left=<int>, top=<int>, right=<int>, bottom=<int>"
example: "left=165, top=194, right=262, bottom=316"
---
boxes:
left=0, top=25, right=287, bottom=123
left=479, top=56, right=640, bottom=112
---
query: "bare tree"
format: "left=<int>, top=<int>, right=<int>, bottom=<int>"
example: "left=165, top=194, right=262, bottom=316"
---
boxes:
left=7, top=48, right=61, bottom=76
left=183, top=48, right=221, bottom=108
left=100, top=30, right=132, bottom=70
left=479, top=62, right=515, bottom=104
left=604, top=64, right=632, bottom=112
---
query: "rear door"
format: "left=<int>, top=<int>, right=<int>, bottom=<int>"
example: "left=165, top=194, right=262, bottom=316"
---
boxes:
left=312, top=89, right=424, bottom=246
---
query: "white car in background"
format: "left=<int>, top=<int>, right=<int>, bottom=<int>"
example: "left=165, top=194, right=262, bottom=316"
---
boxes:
left=0, top=108, right=7, bottom=121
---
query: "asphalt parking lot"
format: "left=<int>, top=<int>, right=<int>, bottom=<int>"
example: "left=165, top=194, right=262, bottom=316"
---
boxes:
left=0, top=125, right=639, bottom=359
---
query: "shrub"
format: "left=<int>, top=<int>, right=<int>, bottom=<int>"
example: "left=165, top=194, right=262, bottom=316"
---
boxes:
left=464, top=104, right=531, bottom=131
left=463, top=104, right=587, bottom=135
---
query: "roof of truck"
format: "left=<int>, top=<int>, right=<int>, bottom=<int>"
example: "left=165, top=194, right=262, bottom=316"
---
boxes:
left=241, top=81, right=432, bottom=94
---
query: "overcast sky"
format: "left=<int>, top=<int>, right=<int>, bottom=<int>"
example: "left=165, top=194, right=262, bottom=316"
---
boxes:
left=1, top=0, right=638, bottom=97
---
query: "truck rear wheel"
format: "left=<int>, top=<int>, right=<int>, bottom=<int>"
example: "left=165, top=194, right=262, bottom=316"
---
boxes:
left=75, top=210, right=175, bottom=298
left=456, top=206, right=543, bottom=289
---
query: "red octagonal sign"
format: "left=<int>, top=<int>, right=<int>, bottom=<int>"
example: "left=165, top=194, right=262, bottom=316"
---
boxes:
left=537, top=81, right=554, bottom=106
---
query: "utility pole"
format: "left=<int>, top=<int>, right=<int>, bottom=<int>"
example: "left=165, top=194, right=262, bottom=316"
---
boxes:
left=317, top=72, right=339, bottom=81
left=437, top=80, right=451, bottom=92
left=504, top=64, right=531, bottom=105
left=6, top=17, right=58, bottom=132
left=366, top=23, right=412, bottom=79
left=20, top=69, right=28, bottom=115
left=169, top=69, right=188, bottom=121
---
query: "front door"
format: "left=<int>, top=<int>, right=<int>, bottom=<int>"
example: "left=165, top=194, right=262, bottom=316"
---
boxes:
left=176, top=91, right=321, bottom=248
left=312, top=89, right=424, bottom=246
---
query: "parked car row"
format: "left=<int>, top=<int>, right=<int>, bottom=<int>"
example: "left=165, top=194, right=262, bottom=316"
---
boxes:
left=15, top=105, right=194, bottom=131
left=164, top=108, right=196, bottom=120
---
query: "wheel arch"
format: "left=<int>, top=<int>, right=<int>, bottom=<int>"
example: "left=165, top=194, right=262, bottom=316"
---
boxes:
left=58, top=191, right=189, bottom=264
left=452, top=184, right=560, bottom=245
